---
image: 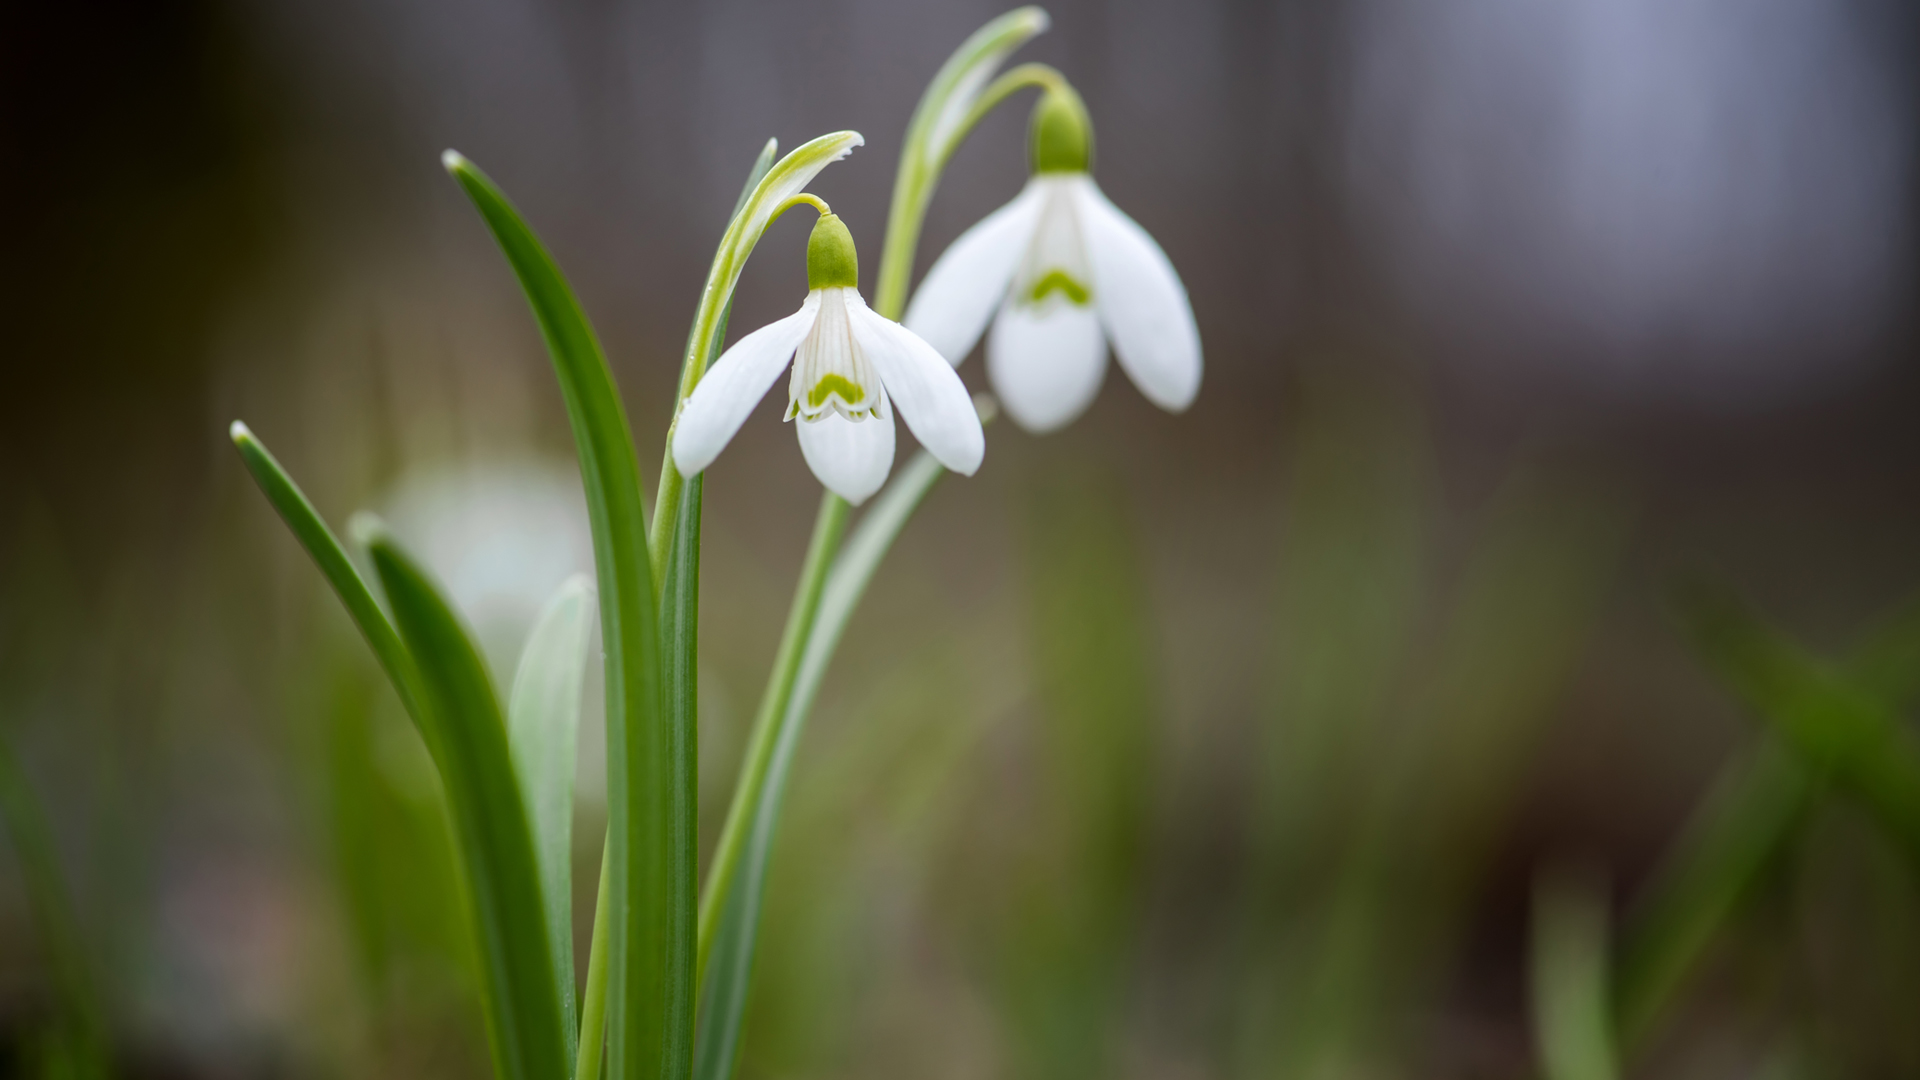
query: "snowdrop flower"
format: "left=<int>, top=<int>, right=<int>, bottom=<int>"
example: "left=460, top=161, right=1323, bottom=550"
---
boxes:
left=905, top=86, right=1202, bottom=433
left=673, top=213, right=985, bottom=504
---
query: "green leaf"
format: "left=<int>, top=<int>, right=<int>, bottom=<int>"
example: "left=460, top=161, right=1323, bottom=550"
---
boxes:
left=1677, top=585, right=1920, bottom=856
left=578, top=137, right=778, bottom=1080
left=694, top=450, right=947, bottom=1080
left=229, top=422, right=429, bottom=734
left=1613, top=589, right=1920, bottom=1053
left=1613, top=741, right=1812, bottom=1049
left=1531, top=865, right=1620, bottom=1080
left=1844, top=595, right=1920, bottom=705
left=0, top=734, right=107, bottom=1080
left=360, top=519, right=568, bottom=1080
left=443, top=153, right=670, bottom=1080
left=509, top=574, right=598, bottom=1054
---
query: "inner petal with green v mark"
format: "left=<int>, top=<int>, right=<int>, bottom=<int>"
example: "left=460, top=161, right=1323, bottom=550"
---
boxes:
left=807, top=373, right=867, bottom=412
left=1028, top=269, right=1091, bottom=306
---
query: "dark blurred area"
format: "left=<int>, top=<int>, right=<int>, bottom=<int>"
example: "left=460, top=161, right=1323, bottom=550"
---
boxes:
left=2, top=0, right=1918, bottom=1076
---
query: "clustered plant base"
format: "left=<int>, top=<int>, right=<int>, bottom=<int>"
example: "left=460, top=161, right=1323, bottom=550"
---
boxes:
left=227, top=10, right=1200, bottom=1080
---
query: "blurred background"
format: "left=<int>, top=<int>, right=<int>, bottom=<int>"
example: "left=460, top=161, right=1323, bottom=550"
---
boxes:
left=3, top=0, right=1919, bottom=1076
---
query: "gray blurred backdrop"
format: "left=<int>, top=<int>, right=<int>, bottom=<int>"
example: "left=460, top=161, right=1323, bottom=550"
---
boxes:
left=3, top=0, right=1919, bottom=1076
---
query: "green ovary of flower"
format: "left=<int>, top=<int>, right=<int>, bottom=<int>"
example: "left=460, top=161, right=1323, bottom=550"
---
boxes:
left=1029, top=85, right=1093, bottom=174
left=807, top=213, right=860, bottom=290
left=1027, top=269, right=1091, bottom=305
left=806, top=373, right=867, bottom=413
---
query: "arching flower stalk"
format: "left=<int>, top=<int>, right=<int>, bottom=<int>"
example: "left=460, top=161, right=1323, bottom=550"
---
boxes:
left=906, top=83, right=1203, bottom=432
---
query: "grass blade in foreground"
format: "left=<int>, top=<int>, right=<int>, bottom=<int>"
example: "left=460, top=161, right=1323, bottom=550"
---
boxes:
left=1678, top=586, right=1920, bottom=859
left=229, top=422, right=429, bottom=731
left=0, top=734, right=108, bottom=1080
left=695, top=450, right=947, bottom=1080
left=1532, top=866, right=1620, bottom=1080
left=361, top=520, right=568, bottom=1080
left=444, top=152, right=670, bottom=1080
left=1612, top=741, right=1812, bottom=1049
left=1615, top=591, right=1920, bottom=1051
left=509, top=574, right=598, bottom=1054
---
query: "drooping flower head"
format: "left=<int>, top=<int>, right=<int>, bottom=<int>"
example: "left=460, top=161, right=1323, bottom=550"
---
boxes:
left=673, top=212, right=985, bottom=504
left=905, top=83, right=1202, bottom=433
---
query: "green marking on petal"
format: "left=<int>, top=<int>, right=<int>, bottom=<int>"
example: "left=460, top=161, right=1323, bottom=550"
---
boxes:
left=807, top=374, right=867, bottom=410
left=1028, top=269, right=1092, bottom=306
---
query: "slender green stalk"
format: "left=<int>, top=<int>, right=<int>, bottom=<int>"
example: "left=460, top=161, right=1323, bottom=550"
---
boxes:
left=875, top=58, right=1069, bottom=319
left=695, top=492, right=850, bottom=987
left=693, top=451, right=949, bottom=1080
left=577, top=841, right=614, bottom=1080
left=873, top=7, right=1051, bottom=319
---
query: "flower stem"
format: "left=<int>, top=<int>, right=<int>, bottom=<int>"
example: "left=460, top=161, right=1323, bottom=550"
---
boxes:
left=694, top=491, right=850, bottom=988
left=872, top=60, right=1067, bottom=320
left=575, top=838, right=614, bottom=1080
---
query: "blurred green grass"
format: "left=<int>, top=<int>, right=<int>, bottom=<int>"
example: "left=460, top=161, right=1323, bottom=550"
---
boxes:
left=8, top=365, right=1920, bottom=1079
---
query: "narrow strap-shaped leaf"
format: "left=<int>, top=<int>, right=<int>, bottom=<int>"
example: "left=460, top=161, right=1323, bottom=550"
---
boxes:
left=1531, top=866, right=1620, bottom=1080
left=1677, top=585, right=1920, bottom=857
left=694, top=450, right=946, bottom=1080
left=229, top=422, right=429, bottom=734
left=509, top=574, right=598, bottom=1055
left=576, top=137, right=777, bottom=1080
left=660, top=473, right=702, bottom=1075
left=361, top=522, right=568, bottom=1080
left=0, top=734, right=108, bottom=1080
left=1612, top=740, right=1812, bottom=1048
left=1615, top=590, right=1920, bottom=1052
left=443, top=153, right=670, bottom=1080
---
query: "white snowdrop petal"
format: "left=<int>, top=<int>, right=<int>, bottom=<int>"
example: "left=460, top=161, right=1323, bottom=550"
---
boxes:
left=1075, top=177, right=1202, bottom=412
left=903, top=179, right=1050, bottom=366
left=848, top=296, right=986, bottom=476
left=672, top=294, right=820, bottom=476
left=795, top=398, right=895, bottom=505
left=987, top=299, right=1108, bottom=434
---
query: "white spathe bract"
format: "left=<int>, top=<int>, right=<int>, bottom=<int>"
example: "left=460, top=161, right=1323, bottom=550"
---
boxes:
left=673, top=287, right=984, bottom=504
left=904, top=172, right=1201, bottom=433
